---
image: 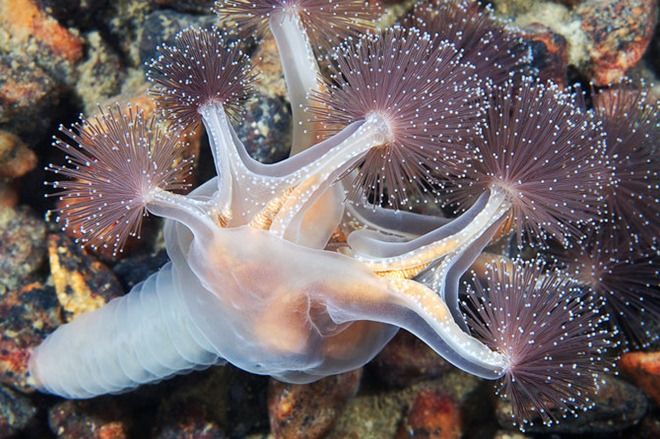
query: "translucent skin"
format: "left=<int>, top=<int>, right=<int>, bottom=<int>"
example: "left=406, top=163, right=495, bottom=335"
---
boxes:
left=29, top=102, right=510, bottom=397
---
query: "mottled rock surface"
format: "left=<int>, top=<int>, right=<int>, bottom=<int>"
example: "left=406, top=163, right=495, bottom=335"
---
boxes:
left=49, top=399, right=131, bottom=439
left=371, top=330, right=452, bottom=388
left=268, top=369, right=362, bottom=439
left=496, top=376, right=648, bottom=434
left=0, top=207, right=46, bottom=295
left=0, top=384, right=37, bottom=438
left=576, top=0, right=657, bottom=84
left=0, top=282, right=61, bottom=391
left=395, top=389, right=462, bottom=439
left=47, top=233, right=124, bottom=321
left=620, top=351, right=660, bottom=405
left=0, top=130, right=37, bottom=179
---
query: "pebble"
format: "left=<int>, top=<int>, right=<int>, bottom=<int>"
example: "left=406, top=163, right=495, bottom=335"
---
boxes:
left=150, top=0, right=215, bottom=14
left=0, top=130, right=37, bottom=179
left=520, top=24, right=569, bottom=87
left=75, top=31, right=125, bottom=115
left=153, top=400, right=227, bottom=439
left=0, top=53, right=60, bottom=142
left=138, top=9, right=217, bottom=66
left=0, top=183, right=17, bottom=208
left=395, top=389, right=462, bottom=439
left=235, top=94, right=292, bottom=164
left=496, top=376, right=648, bottom=433
left=268, top=368, right=362, bottom=439
left=0, top=206, right=46, bottom=295
left=620, top=351, right=660, bottom=406
left=48, top=399, right=131, bottom=439
left=371, top=330, right=452, bottom=388
left=226, top=368, right=269, bottom=437
left=47, top=233, right=124, bottom=322
left=113, top=249, right=170, bottom=290
left=576, top=0, right=657, bottom=85
left=150, top=365, right=231, bottom=437
left=0, top=384, right=37, bottom=438
left=0, top=282, right=61, bottom=392
left=0, top=0, right=83, bottom=81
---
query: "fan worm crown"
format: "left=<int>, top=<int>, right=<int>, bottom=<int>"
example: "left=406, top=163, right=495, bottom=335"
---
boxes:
left=407, top=0, right=526, bottom=85
left=464, top=260, right=611, bottom=427
left=558, top=232, right=660, bottom=349
left=592, top=87, right=660, bottom=249
left=47, top=106, right=193, bottom=254
left=448, top=78, right=607, bottom=245
left=148, top=27, right=255, bottom=130
left=311, top=27, right=481, bottom=208
left=215, top=0, right=378, bottom=49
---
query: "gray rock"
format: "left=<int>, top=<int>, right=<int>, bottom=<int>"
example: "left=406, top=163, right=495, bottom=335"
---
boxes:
left=496, top=376, right=648, bottom=434
left=0, top=384, right=37, bottom=438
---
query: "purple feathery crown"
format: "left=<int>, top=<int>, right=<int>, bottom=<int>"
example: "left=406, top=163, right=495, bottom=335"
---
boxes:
left=311, top=27, right=481, bottom=208
left=47, top=106, right=193, bottom=254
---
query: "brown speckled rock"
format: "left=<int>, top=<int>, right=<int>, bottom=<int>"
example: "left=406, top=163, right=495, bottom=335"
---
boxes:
left=0, top=282, right=61, bottom=392
left=396, top=389, right=461, bottom=439
left=75, top=31, right=125, bottom=115
left=47, top=233, right=124, bottom=321
left=0, top=53, right=60, bottom=139
left=48, top=399, right=131, bottom=439
left=371, top=330, right=452, bottom=388
left=521, top=24, right=569, bottom=87
left=153, top=400, right=227, bottom=439
left=0, top=183, right=17, bottom=208
left=496, top=376, right=648, bottom=433
left=620, top=351, right=660, bottom=405
left=0, top=130, right=37, bottom=179
left=0, top=206, right=46, bottom=295
left=577, top=0, right=657, bottom=85
left=0, top=0, right=83, bottom=81
left=268, top=369, right=362, bottom=439
left=0, top=384, right=37, bottom=438
left=151, top=366, right=231, bottom=438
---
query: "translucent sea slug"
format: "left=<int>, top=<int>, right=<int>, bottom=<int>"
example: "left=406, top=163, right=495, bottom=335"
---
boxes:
left=30, top=0, right=658, bottom=428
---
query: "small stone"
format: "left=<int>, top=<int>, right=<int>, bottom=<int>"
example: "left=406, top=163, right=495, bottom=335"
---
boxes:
left=620, top=351, right=660, bottom=406
left=0, top=0, right=84, bottom=81
left=227, top=368, right=269, bottom=437
left=48, top=399, right=131, bottom=439
left=113, top=249, right=170, bottom=290
left=268, top=368, right=362, bottom=439
left=0, top=183, right=17, bottom=208
left=150, top=0, right=215, bottom=13
left=0, top=384, right=37, bottom=438
left=153, top=400, right=227, bottom=439
left=0, top=130, right=37, bottom=179
left=0, top=282, right=61, bottom=392
left=520, top=24, right=569, bottom=87
left=138, top=9, right=217, bottom=66
left=371, top=330, right=452, bottom=387
left=496, top=376, right=648, bottom=434
left=0, top=206, right=46, bottom=295
left=0, top=53, right=60, bottom=141
left=47, top=233, right=124, bottom=321
left=576, top=0, right=657, bottom=85
left=236, top=94, right=292, bottom=164
left=75, top=31, right=125, bottom=115
left=395, top=389, right=462, bottom=439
